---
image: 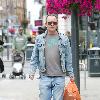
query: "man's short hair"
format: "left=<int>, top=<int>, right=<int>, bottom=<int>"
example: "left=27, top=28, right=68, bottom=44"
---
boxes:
left=46, top=14, right=58, bottom=22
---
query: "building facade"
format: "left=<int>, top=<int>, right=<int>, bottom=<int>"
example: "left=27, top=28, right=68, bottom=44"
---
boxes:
left=0, top=0, right=26, bottom=25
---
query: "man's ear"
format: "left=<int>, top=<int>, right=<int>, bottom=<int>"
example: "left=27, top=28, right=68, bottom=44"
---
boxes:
left=45, top=22, right=47, bottom=27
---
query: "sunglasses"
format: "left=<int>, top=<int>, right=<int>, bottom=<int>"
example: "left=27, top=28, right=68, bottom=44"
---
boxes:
left=47, top=21, right=58, bottom=25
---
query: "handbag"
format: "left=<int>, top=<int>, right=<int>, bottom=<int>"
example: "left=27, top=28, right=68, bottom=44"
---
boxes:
left=63, top=80, right=81, bottom=100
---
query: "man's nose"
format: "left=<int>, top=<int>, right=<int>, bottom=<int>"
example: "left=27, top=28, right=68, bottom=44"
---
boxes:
left=51, top=23, right=54, bottom=26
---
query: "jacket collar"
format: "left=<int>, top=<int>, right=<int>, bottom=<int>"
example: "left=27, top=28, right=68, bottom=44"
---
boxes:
left=42, top=30, right=62, bottom=40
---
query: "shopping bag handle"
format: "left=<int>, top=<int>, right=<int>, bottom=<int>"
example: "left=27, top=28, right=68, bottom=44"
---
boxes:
left=70, top=79, right=74, bottom=83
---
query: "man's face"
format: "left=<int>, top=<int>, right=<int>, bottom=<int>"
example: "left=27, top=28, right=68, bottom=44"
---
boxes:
left=45, top=16, right=58, bottom=33
left=19, top=28, right=23, bottom=34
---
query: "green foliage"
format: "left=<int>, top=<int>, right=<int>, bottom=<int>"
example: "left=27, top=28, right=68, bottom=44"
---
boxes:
left=92, top=0, right=96, bottom=4
left=70, top=3, right=79, bottom=10
left=21, top=19, right=29, bottom=29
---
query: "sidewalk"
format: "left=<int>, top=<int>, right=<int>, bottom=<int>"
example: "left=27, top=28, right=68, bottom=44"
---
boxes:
left=1, top=61, right=100, bottom=100
left=80, top=71, right=100, bottom=100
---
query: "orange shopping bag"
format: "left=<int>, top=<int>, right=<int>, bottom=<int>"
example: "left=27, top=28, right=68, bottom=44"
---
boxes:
left=63, top=80, right=81, bottom=100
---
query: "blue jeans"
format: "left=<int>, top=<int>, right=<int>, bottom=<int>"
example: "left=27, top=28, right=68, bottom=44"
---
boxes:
left=39, top=75, right=65, bottom=100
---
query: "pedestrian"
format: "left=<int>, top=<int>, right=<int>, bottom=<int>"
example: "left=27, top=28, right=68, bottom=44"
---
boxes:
left=0, top=39, right=4, bottom=52
left=93, top=34, right=98, bottom=47
left=0, top=39, right=5, bottom=75
left=12, top=26, right=27, bottom=66
left=29, top=14, right=74, bottom=100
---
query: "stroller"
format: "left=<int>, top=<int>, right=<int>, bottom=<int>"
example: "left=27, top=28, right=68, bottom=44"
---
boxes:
left=0, top=58, right=6, bottom=78
left=9, top=51, right=26, bottom=79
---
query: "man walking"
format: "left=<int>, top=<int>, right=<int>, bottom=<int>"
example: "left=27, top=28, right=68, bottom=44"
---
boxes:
left=29, top=14, right=74, bottom=100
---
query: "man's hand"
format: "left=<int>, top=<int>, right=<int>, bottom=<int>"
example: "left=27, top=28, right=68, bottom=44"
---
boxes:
left=12, top=49, right=16, bottom=53
left=29, top=75, right=34, bottom=80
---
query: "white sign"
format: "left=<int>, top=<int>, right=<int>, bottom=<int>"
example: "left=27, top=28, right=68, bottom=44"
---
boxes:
left=0, top=29, right=2, bottom=36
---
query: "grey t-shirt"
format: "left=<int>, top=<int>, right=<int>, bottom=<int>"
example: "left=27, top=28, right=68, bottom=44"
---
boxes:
left=42, top=34, right=65, bottom=76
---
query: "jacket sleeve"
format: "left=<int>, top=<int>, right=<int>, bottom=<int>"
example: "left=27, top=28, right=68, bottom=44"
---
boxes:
left=30, top=37, right=39, bottom=75
left=22, top=36, right=28, bottom=50
left=65, top=37, right=74, bottom=77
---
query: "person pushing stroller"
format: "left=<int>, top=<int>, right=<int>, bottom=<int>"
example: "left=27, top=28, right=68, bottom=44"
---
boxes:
left=12, top=27, right=27, bottom=66
left=10, top=27, right=27, bottom=79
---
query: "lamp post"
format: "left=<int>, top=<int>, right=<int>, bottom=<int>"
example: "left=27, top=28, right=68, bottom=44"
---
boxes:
left=71, top=9, right=80, bottom=92
left=0, top=6, right=3, bottom=18
left=5, top=0, right=10, bottom=60
left=0, top=6, right=3, bottom=42
left=23, top=0, right=27, bottom=34
left=0, top=6, right=4, bottom=57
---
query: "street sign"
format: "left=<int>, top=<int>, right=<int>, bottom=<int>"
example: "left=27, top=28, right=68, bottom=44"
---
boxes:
left=34, top=19, right=42, bottom=26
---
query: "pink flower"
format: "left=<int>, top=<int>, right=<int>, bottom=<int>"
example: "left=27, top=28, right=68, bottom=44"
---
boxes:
left=95, top=0, right=100, bottom=10
left=46, top=0, right=100, bottom=16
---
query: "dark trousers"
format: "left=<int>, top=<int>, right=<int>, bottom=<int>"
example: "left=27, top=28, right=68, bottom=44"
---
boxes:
left=0, top=58, right=4, bottom=73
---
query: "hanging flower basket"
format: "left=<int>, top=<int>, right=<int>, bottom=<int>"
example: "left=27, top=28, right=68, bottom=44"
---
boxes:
left=46, top=0, right=100, bottom=16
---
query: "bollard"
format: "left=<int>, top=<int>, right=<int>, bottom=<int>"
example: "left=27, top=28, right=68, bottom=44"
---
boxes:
left=80, top=63, right=87, bottom=90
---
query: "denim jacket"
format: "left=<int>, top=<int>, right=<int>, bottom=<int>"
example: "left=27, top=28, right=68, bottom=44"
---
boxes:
left=30, top=31, right=74, bottom=77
